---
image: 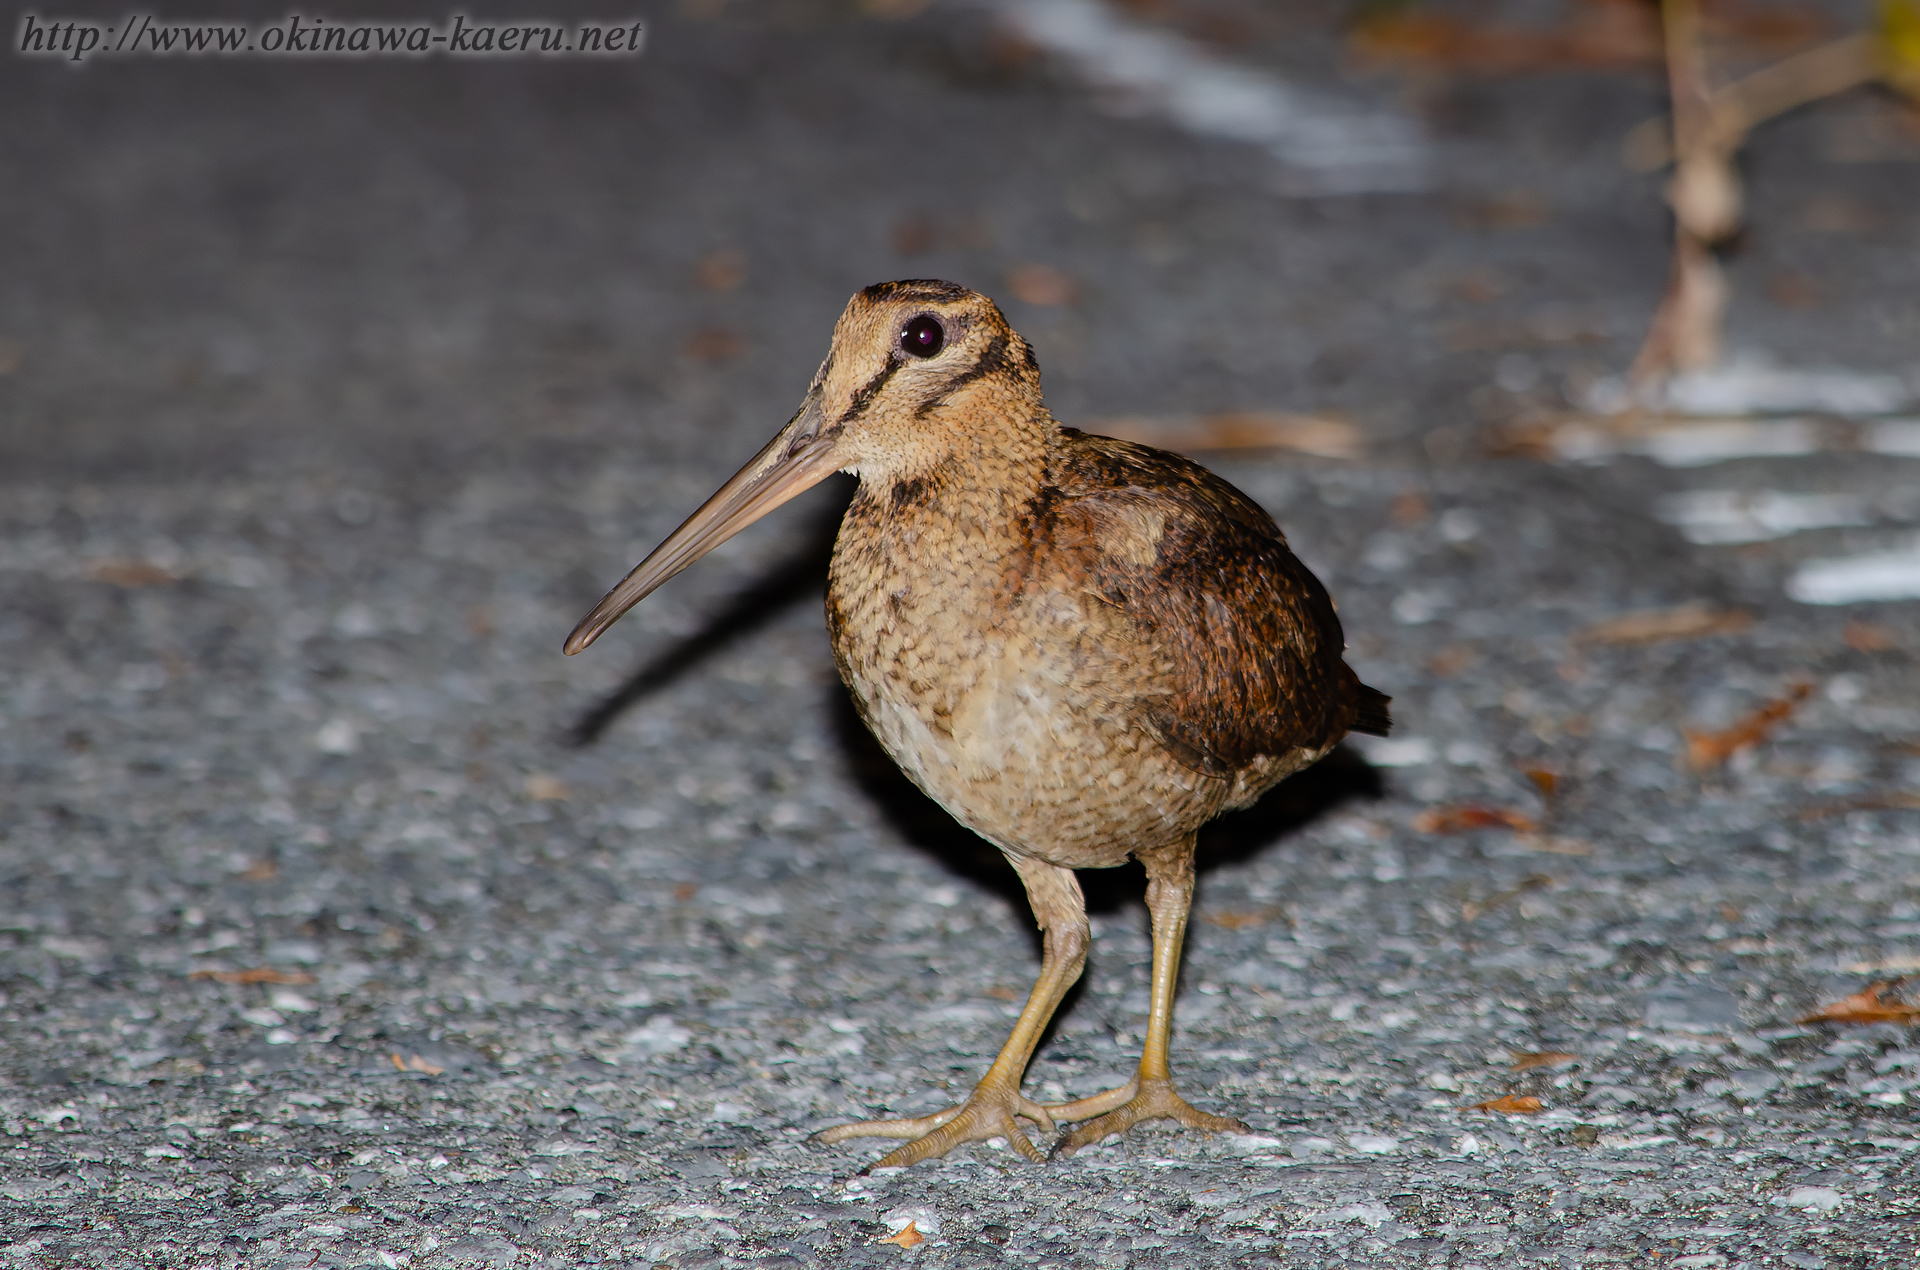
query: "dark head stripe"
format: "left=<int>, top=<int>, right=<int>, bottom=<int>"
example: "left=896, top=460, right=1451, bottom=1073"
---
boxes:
left=839, top=357, right=900, bottom=424
left=915, top=332, right=1012, bottom=418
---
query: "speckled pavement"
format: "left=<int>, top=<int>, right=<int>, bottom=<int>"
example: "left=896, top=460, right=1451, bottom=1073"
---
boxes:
left=4, top=2, right=1920, bottom=1267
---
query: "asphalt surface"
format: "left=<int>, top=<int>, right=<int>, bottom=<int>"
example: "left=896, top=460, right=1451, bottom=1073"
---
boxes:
left=4, top=1, right=1920, bottom=1267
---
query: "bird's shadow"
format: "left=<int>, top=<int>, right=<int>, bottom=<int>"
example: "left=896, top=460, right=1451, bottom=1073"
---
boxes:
left=564, top=477, right=852, bottom=748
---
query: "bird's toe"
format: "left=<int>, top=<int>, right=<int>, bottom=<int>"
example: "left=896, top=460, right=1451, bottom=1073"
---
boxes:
left=1050, top=1078, right=1249, bottom=1159
left=812, top=1084, right=1055, bottom=1170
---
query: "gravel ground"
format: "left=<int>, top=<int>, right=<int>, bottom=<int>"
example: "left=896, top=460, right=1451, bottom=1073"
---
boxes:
left=4, top=1, right=1920, bottom=1267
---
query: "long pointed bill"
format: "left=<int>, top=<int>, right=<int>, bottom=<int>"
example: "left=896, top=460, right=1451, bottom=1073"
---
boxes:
left=563, top=396, right=841, bottom=655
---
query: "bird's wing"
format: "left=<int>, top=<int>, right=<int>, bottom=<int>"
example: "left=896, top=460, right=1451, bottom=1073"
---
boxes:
left=1049, top=429, right=1357, bottom=775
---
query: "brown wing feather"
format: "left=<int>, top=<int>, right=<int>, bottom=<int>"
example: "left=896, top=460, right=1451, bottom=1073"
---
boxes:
left=1048, top=429, right=1372, bottom=775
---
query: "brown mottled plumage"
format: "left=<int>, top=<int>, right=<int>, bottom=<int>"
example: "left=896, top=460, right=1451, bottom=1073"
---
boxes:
left=565, top=280, right=1389, bottom=1170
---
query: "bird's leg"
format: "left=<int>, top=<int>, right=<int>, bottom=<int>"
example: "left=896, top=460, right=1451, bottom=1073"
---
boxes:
left=812, top=856, right=1089, bottom=1169
left=1048, top=841, right=1249, bottom=1158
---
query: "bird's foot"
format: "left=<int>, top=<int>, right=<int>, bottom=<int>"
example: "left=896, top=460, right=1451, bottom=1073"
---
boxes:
left=812, top=1082, right=1057, bottom=1170
left=1047, top=1076, right=1249, bottom=1159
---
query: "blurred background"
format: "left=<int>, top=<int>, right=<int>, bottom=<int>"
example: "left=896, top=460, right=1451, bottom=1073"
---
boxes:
left=5, top=0, right=1912, bottom=486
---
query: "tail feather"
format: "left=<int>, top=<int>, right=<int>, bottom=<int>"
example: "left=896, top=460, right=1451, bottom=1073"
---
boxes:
left=1348, top=680, right=1392, bottom=738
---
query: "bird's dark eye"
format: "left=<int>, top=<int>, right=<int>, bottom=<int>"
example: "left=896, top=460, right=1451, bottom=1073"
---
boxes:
left=900, top=315, right=945, bottom=359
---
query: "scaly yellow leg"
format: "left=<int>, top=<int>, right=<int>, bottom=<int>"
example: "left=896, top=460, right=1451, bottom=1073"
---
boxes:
left=813, top=855, right=1088, bottom=1169
left=1050, top=841, right=1249, bottom=1157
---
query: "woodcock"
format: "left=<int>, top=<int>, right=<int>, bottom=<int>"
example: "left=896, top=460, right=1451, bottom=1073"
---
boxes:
left=564, top=281, right=1390, bottom=1169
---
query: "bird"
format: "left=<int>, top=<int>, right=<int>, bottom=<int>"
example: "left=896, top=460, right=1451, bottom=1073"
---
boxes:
left=564, top=280, right=1390, bottom=1169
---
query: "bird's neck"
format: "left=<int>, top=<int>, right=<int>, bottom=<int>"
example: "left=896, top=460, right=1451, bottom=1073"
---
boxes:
left=860, top=406, right=1057, bottom=533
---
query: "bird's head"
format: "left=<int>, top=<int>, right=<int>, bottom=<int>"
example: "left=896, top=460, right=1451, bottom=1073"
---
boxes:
left=564, top=280, right=1043, bottom=654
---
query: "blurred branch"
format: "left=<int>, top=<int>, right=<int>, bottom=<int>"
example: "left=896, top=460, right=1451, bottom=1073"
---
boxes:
left=1629, top=0, right=1731, bottom=386
left=1628, top=231, right=1728, bottom=385
left=1621, top=34, right=1881, bottom=171
left=1625, top=0, right=1920, bottom=393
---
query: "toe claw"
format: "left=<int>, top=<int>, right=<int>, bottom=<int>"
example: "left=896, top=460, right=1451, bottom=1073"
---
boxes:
left=1005, top=1128, right=1048, bottom=1163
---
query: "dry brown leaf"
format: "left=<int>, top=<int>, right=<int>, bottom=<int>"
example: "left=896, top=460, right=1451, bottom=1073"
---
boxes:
left=1518, top=835, right=1592, bottom=856
left=390, top=1052, right=446, bottom=1076
left=1205, top=909, right=1278, bottom=931
left=240, top=859, right=278, bottom=882
left=1461, top=874, right=1553, bottom=922
left=879, top=1221, right=925, bottom=1249
left=683, top=328, right=744, bottom=361
left=1796, top=791, right=1920, bottom=821
left=673, top=882, right=699, bottom=903
left=1468, top=1094, right=1545, bottom=1114
left=1093, top=412, right=1364, bottom=461
left=693, top=248, right=747, bottom=292
left=1800, top=192, right=1885, bottom=234
left=1482, top=418, right=1568, bottom=462
left=1844, top=620, right=1897, bottom=652
left=524, top=774, right=570, bottom=801
left=1390, top=491, right=1431, bottom=525
left=86, top=559, right=178, bottom=587
left=1766, top=270, right=1821, bottom=309
left=1456, top=191, right=1553, bottom=231
left=1442, top=271, right=1506, bottom=303
left=1683, top=682, right=1810, bottom=771
left=189, top=967, right=317, bottom=985
left=1523, top=768, right=1559, bottom=800
left=1004, top=264, right=1077, bottom=307
left=1415, top=805, right=1539, bottom=834
left=984, top=984, right=1021, bottom=1002
left=891, top=214, right=936, bottom=256
left=1348, top=9, right=1661, bottom=74
left=1426, top=645, right=1479, bottom=678
left=1798, top=981, right=1920, bottom=1025
left=1352, top=0, right=1821, bottom=74
left=1575, top=603, right=1753, bottom=647
left=1509, top=1051, right=1578, bottom=1071
left=861, top=0, right=933, bottom=19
